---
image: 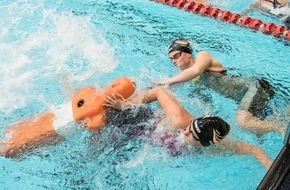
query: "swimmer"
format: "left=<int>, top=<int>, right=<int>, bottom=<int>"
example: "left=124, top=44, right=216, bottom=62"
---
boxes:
left=155, top=38, right=285, bottom=138
left=241, top=0, right=290, bottom=29
left=105, top=87, right=273, bottom=169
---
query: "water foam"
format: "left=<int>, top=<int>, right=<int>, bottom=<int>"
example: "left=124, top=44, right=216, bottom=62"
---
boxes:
left=0, top=3, right=118, bottom=113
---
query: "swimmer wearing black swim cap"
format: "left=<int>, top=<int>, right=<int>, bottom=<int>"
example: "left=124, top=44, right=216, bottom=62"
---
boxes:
left=158, top=37, right=283, bottom=139
left=105, top=87, right=273, bottom=169
left=168, top=38, right=193, bottom=55
left=188, top=115, right=230, bottom=147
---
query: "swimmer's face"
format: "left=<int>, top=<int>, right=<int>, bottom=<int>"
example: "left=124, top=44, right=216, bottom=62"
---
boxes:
left=169, top=51, right=190, bottom=70
left=183, top=122, right=201, bottom=146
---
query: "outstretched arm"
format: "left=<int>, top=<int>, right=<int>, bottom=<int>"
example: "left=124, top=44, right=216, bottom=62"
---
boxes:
left=105, top=87, right=194, bottom=129
left=219, top=139, right=272, bottom=169
left=158, top=51, right=212, bottom=85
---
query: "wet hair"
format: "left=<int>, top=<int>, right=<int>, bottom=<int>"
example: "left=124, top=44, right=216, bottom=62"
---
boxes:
left=168, top=38, right=193, bottom=55
left=192, top=115, right=230, bottom=147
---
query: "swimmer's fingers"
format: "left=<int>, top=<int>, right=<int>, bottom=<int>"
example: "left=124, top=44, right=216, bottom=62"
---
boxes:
left=115, top=93, right=126, bottom=101
left=109, top=93, right=118, bottom=100
left=103, top=101, right=114, bottom=108
left=153, top=79, right=170, bottom=86
left=104, top=95, right=125, bottom=109
left=103, top=102, right=121, bottom=109
left=104, top=95, right=115, bottom=103
left=108, top=93, right=125, bottom=101
left=104, top=95, right=117, bottom=108
left=151, top=82, right=160, bottom=87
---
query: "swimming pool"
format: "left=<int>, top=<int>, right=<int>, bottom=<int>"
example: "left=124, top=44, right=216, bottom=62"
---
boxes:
left=0, top=0, right=290, bottom=189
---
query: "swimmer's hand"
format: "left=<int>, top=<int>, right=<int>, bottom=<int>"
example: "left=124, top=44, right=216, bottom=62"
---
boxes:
left=104, top=93, right=129, bottom=110
left=153, top=79, right=170, bottom=86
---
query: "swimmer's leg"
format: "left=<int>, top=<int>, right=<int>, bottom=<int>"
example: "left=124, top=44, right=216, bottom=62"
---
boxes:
left=236, top=110, right=285, bottom=138
left=236, top=80, right=284, bottom=138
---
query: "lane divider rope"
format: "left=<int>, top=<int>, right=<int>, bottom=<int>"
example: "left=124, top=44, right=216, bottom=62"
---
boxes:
left=155, top=0, right=290, bottom=41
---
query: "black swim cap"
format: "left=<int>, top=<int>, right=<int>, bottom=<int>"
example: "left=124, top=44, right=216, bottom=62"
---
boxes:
left=192, top=115, right=230, bottom=147
left=168, top=39, right=192, bottom=55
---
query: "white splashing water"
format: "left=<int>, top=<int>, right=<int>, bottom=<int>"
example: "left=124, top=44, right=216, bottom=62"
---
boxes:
left=0, top=2, right=118, bottom=113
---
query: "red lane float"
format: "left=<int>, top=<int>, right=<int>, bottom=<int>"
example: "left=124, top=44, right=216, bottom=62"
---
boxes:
left=192, top=3, right=204, bottom=14
left=154, top=0, right=290, bottom=41
left=0, top=77, right=136, bottom=157
left=272, top=25, right=287, bottom=37
left=228, top=13, right=240, bottom=24
left=238, top=17, right=263, bottom=31
left=239, top=17, right=253, bottom=28
left=208, top=8, right=220, bottom=18
left=262, top=23, right=277, bottom=35
left=219, top=11, right=241, bottom=24
left=249, top=19, right=263, bottom=31
left=219, top=11, right=232, bottom=22
left=175, top=0, right=186, bottom=8
left=183, top=2, right=195, bottom=11
left=168, top=0, right=178, bottom=6
left=200, top=5, right=212, bottom=16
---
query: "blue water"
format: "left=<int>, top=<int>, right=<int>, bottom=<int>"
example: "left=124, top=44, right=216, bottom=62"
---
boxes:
left=1, top=0, right=290, bottom=189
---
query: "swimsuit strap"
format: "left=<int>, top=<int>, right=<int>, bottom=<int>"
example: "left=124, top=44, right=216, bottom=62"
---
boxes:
left=205, top=69, right=227, bottom=75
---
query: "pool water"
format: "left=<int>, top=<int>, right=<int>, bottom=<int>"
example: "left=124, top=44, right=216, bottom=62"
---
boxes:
left=0, top=0, right=290, bottom=189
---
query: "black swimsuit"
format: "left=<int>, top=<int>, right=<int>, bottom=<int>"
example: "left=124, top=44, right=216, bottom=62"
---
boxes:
left=199, top=72, right=274, bottom=118
left=272, top=0, right=286, bottom=9
left=88, top=106, right=155, bottom=155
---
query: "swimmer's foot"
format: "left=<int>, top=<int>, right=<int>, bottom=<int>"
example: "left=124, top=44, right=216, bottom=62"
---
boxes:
left=278, top=128, right=286, bottom=139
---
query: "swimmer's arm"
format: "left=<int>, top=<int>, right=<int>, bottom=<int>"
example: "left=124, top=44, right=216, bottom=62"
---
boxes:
left=105, top=87, right=193, bottom=128
left=159, top=51, right=211, bottom=85
left=219, top=139, right=272, bottom=170
left=138, top=87, right=193, bottom=128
